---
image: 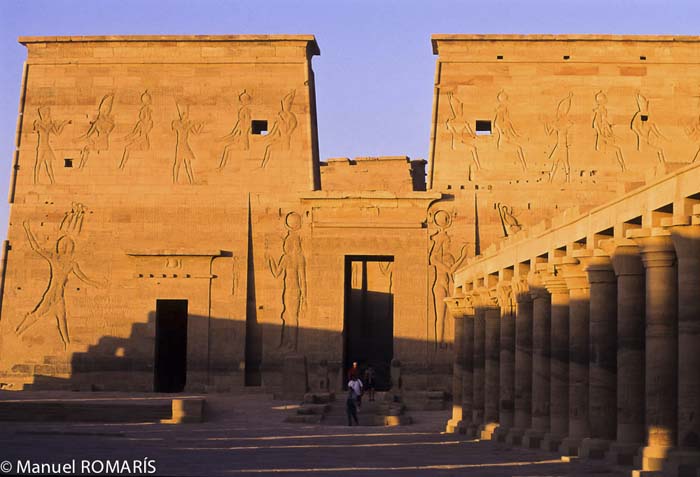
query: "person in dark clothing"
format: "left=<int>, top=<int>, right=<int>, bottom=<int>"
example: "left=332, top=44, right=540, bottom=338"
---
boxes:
left=346, top=376, right=361, bottom=426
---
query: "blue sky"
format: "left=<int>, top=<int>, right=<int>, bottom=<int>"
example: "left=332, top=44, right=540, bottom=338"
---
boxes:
left=0, top=0, right=697, bottom=241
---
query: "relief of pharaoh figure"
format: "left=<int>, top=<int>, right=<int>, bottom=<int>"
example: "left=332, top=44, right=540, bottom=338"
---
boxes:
left=446, top=92, right=481, bottom=171
left=16, top=219, right=103, bottom=349
left=429, top=210, right=469, bottom=348
left=118, top=90, right=153, bottom=169
left=218, top=89, right=252, bottom=171
left=266, top=212, right=307, bottom=350
left=78, top=94, right=115, bottom=169
left=172, top=102, right=204, bottom=184
left=630, top=92, right=667, bottom=164
left=592, top=91, right=626, bottom=171
left=261, top=90, right=298, bottom=168
left=546, top=93, right=574, bottom=183
left=33, top=107, right=71, bottom=185
left=494, top=90, right=527, bottom=171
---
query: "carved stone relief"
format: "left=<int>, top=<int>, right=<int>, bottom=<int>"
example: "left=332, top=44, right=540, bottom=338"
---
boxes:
left=494, top=90, right=527, bottom=171
left=33, top=107, right=71, bottom=185
left=218, top=90, right=252, bottom=171
left=78, top=94, right=115, bottom=169
left=446, top=92, right=480, bottom=170
left=631, top=92, right=667, bottom=164
left=592, top=91, right=626, bottom=171
left=118, top=91, right=153, bottom=169
left=266, top=211, right=307, bottom=350
left=429, top=209, right=468, bottom=348
left=685, top=112, right=700, bottom=163
left=16, top=204, right=104, bottom=349
left=261, top=90, right=298, bottom=168
left=546, top=93, right=574, bottom=183
left=496, top=202, right=522, bottom=237
left=171, top=101, right=204, bottom=184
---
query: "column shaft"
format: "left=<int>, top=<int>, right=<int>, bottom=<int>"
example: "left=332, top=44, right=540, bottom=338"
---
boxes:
left=513, top=296, right=533, bottom=430
left=499, top=306, right=515, bottom=430
left=472, top=307, right=485, bottom=428
left=481, top=306, right=501, bottom=439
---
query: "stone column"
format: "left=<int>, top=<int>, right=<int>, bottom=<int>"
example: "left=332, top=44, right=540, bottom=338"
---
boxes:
left=605, top=242, right=646, bottom=466
left=469, top=299, right=486, bottom=437
left=494, top=281, right=516, bottom=442
left=507, top=277, right=533, bottom=446
left=480, top=298, right=501, bottom=440
left=445, top=297, right=473, bottom=434
left=541, top=269, right=570, bottom=452
left=559, top=256, right=591, bottom=457
left=579, top=253, right=617, bottom=459
left=461, top=298, right=475, bottom=437
left=523, top=271, right=551, bottom=449
left=665, top=221, right=700, bottom=474
left=629, top=229, right=678, bottom=473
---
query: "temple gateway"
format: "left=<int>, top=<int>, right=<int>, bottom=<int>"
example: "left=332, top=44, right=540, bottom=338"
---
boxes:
left=1, top=33, right=700, bottom=475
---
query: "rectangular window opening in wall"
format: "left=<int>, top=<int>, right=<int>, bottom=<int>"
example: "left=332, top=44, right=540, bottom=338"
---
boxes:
left=251, top=120, right=268, bottom=135
left=64, top=158, right=73, bottom=168
left=641, top=115, right=648, bottom=122
left=640, top=55, right=647, bottom=60
left=475, top=120, right=492, bottom=136
left=496, top=55, right=504, bottom=60
left=563, top=55, right=570, bottom=60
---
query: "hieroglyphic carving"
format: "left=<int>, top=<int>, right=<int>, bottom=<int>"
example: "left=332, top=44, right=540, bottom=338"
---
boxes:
left=118, top=91, right=153, bottom=169
left=78, top=94, right=115, bottom=169
left=685, top=112, right=700, bottom=163
left=592, top=91, right=626, bottom=171
left=16, top=205, right=103, bottom=349
left=59, top=202, right=86, bottom=235
left=545, top=93, right=573, bottom=183
left=33, top=107, right=71, bottom=185
left=429, top=210, right=469, bottom=348
left=218, top=90, right=252, bottom=171
left=631, top=92, right=667, bottom=164
left=446, top=92, right=480, bottom=170
left=261, top=90, right=298, bottom=168
left=496, top=203, right=522, bottom=237
left=494, top=90, right=527, bottom=171
left=266, top=212, right=307, bottom=350
left=172, top=101, right=204, bottom=184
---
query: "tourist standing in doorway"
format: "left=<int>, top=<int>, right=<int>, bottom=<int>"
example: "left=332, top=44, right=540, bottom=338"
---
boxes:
left=347, top=376, right=362, bottom=426
left=348, top=361, right=360, bottom=380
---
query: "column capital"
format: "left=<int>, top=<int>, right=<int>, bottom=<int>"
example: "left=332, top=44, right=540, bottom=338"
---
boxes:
left=667, top=223, right=700, bottom=262
left=496, top=280, right=516, bottom=313
left=474, top=287, right=498, bottom=309
left=627, top=228, right=676, bottom=269
left=601, top=239, right=644, bottom=277
left=513, top=276, right=532, bottom=304
left=581, top=251, right=615, bottom=284
left=445, top=296, right=474, bottom=319
left=560, top=255, right=590, bottom=292
left=527, top=270, right=549, bottom=300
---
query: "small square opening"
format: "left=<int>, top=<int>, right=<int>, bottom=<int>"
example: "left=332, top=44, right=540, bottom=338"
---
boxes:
left=641, top=115, right=648, bottom=122
left=251, top=120, right=268, bottom=135
left=496, top=55, right=504, bottom=60
left=64, top=158, right=73, bottom=168
left=640, top=55, right=647, bottom=60
left=563, top=55, right=570, bottom=60
left=475, top=120, right=492, bottom=135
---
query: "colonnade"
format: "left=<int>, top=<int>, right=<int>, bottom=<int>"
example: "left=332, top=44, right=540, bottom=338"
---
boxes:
left=445, top=218, right=700, bottom=477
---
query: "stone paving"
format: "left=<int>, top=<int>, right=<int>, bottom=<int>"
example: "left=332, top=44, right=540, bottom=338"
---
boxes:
left=0, top=393, right=627, bottom=476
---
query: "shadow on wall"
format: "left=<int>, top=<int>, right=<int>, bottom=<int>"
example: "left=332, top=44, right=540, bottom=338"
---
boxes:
left=9, top=309, right=451, bottom=394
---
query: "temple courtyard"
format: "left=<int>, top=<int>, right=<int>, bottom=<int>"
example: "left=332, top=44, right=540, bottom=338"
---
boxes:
left=0, top=391, right=625, bottom=477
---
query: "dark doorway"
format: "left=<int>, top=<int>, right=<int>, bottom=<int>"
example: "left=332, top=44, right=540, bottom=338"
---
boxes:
left=343, top=256, right=394, bottom=391
left=154, top=299, right=188, bottom=392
